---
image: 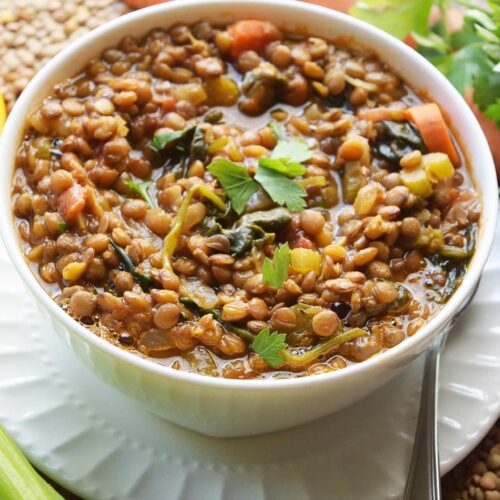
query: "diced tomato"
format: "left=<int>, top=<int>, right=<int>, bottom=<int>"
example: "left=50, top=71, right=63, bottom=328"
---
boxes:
left=228, top=20, right=281, bottom=59
left=161, top=95, right=177, bottom=112
left=291, top=236, right=315, bottom=250
left=57, top=184, right=86, bottom=222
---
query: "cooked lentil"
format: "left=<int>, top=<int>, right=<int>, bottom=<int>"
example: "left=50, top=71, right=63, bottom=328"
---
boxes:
left=12, top=19, right=480, bottom=379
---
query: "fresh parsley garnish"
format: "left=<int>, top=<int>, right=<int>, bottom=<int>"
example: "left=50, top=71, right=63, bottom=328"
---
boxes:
left=350, top=0, right=500, bottom=128
left=150, top=129, right=185, bottom=153
left=208, top=158, right=259, bottom=215
left=262, top=242, right=290, bottom=288
left=255, top=166, right=307, bottom=212
left=251, top=328, right=287, bottom=367
left=123, top=179, right=154, bottom=208
left=258, top=157, right=306, bottom=177
left=258, top=138, right=311, bottom=177
left=58, top=222, right=69, bottom=233
left=486, top=98, right=500, bottom=127
left=272, top=138, right=313, bottom=164
left=208, top=139, right=310, bottom=215
left=269, top=120, right=285, bottom=140
left=350, top=0, right=433, bottom=41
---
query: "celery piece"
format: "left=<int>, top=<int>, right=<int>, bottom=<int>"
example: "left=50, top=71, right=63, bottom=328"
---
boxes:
left=0, top=425, right=63, bottom=500
left=162, top=185, right=225, bottom=270
left=282, top=328, right=366, bottom=369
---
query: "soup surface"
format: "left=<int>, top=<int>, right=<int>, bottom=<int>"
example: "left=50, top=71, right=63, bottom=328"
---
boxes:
left=12, top=20, right=480, bottom=378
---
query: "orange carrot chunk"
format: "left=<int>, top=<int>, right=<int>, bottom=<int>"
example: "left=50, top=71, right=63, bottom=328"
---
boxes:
left=228, top=20, right=281, bottom=59
left=407, top=103, right=460, bottom=167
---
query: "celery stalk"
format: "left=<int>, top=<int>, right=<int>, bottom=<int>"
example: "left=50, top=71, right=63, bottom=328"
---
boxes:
left=162, top=185, right=225, bottom=270
left=282, top=328, right=366, bottom=369
left=0, top=425, right=62, bottom=499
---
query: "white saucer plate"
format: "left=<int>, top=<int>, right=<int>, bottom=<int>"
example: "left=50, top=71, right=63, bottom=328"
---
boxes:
left=0, top=211, right=498, bottom=499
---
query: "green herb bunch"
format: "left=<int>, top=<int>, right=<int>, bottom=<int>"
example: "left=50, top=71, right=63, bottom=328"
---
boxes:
left=350, top=0, right=500, bottom=126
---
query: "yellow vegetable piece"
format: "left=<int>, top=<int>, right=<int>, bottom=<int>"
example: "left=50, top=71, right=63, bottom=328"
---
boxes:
left=0, top=93, right=5, bottom=134
left=207, top=136, right=229, bottom=155
left=62, top=262, right=87, bottom=282
left=291, top=248, right=321, bottom=274
left=204, top=77, right=240, bottom=107
left=296, top=176, right=327, bottom=188
left=226, top=137, right=244, bottom=162
left=353, top=182, right=382, bottom=216
left=323, top=244, right=346, bottom=262
left=27, top=245, right=44, bottom=263
left=422, top=152, right=454, bottom=182
left=401, top=168, right=433, bottom=197
left=116, top=115, right=129, bottom=137
left=342, top=161, right=365, bottom=204
left=162, top=185, right=225, bottom=271
left=174, top=83, right=207, bottom=106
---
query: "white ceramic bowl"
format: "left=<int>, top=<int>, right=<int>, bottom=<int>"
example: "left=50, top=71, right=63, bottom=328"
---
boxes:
left=0, top=0, right=497, bottom=438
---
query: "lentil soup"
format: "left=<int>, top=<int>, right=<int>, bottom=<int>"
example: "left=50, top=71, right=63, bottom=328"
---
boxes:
left=11, top=20, right=480, bottom=379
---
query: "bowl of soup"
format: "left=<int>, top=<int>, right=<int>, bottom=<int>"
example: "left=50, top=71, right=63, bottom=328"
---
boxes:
left=0, top=0, right=497, bottom=437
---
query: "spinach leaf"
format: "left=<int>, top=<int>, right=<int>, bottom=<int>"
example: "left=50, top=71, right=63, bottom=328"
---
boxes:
left=154, top=125, right=208, bottom=176
left=374, top=120, right=426, bottom=165
left=202, top=207, right=291, bottom=257
left=324, top=86, right=355, bottom=113
left=238, top=207, right=292, bottom=232
left=110, top=240, right=152, bottom=292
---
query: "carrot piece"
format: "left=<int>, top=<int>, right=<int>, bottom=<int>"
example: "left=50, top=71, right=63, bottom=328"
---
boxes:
left=57, top=184, right=86, bottom=222
left=228, top=20, right=281, bottom=59
left=407, top=103, right=460, bottom=167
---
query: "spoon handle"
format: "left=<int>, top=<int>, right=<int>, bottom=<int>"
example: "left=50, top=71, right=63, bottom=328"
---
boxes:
left=403, top=334, right=445, bottom=500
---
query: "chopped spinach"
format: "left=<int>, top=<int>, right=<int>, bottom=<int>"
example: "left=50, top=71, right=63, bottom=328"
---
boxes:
left=374, top=120, right=426, bottom=165
left=241, top=64, right=288, bottom=115
left=237, top=207, right=292, bottom=232
left=430, top=256, right=467, bottom=304
left=202, top=207, right=291, bottom=257
left=110, top=240, right=152, bottom=292
left=324, top=85, right=355, bottom=113
left=179, top=298, right=256, bottom=343
left=152, top=125, right=208, bottom=177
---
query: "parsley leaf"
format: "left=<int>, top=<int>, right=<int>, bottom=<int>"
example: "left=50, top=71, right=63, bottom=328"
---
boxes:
left=257, top=138, right=311, bottom=177
left=485, top=98, right=500, bottom=127
left=441, top=45, right=492, bottom=95
left=271, top=138, right=312, bottom=164
left=474, top=70, right=500, bottom=112
left=150, top=130, right=185, bottom=152
left=123, top=179, right=154, bottom=208
left=58, top=222, right=69, bottom=233
left=269, top=121, right=285, bottom=140
left=262, top=242, right=290, bottom=288
left=251, top=328, right=287, bottom=367
left=255, top=166, right=307, bottom=212
left=208, top=158, right=259, bottom=215
left=258, top=157, right=306, bottom=177
left=349, top=0, right=433, bottom=40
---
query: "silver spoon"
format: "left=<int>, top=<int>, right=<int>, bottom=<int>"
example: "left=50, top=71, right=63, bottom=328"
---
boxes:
left=403, top=333, right=445, bottom=500
left=403, top=286, right=479, bottom=500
